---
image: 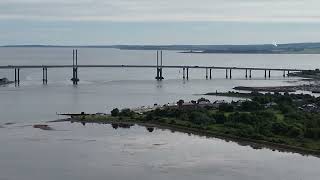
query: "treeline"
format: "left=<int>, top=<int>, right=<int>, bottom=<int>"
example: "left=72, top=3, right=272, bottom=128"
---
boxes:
left=109, top=92, right=320, bottom=150
left=141, top=93, right=320, bottom=146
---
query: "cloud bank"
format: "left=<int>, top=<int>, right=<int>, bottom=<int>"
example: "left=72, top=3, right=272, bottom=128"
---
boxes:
left=0, top=0, right=319, bottom=22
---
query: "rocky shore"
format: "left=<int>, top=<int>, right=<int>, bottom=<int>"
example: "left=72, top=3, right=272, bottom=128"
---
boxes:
left=234, top=84, right=320, bottom=93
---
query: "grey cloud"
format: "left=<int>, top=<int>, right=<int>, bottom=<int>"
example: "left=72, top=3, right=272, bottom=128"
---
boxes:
left=0, top=0, right=319, bottom=22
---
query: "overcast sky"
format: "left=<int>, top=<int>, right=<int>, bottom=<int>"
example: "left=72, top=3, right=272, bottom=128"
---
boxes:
left=1, top=0, right=320, bottom=45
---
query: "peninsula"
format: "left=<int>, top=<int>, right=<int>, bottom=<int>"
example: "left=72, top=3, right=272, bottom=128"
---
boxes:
left=61, top=92, right=320, bottom=157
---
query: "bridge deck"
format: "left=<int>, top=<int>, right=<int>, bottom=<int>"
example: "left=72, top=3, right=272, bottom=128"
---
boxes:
left=0, top=65, right=309, bottom=71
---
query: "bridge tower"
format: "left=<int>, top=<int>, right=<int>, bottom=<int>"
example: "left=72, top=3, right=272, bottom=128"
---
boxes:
left=155, top=50, right=164, bottom=80
left=71, top=49, right=80, bottom=84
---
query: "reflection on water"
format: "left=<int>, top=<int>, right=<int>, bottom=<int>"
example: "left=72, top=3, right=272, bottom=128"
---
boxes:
left=69, top=121, right=317, bottom=158
left=111, top=123, right=135, bottom=129
left=146, top=127, right=155, bottom=132
left=0, top=122, right=319, bottom=180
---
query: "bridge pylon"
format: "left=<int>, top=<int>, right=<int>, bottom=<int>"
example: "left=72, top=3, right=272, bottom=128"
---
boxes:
left=71, top=49, right=80, bottom=84
left=155, top=50, right=164, bottom=80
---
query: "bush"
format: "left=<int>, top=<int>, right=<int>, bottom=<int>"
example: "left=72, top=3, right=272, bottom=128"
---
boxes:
left=272, top=122, right=289, bottom=135
left=119, top=108, right=134, bottom=117
left=214, top=112, right=227, bottom=124
left=219, top=103, right=234, bottom=112
left=111, top=108, right=119, bottom=117
left=240, top=101, right=262, bottom=111
left=169, top=120, right=176, bottom=124
left=287, top=126, right=303, bottom=138
left=305, top=128, right=320, bottom=139
left=278, top=103, right=295, bottom=114
left=189, top=111, right=211, bottom=125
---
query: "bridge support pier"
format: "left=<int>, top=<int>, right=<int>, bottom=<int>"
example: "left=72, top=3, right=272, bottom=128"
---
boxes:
left=264, top=70, right=267, bottom=78
left=210, top=69, right=212, bottom=79
left=229, top=69, right=232, bottom=79
left=14, top=68, right=20, bottom=84
left=42, top=67, right=48, bottom=84
left=283, top=71, right=286, bottom=77
left=268, top=70, right=271, bottom=78
left=72, top=68, right=79, bottom=85
left=186, top=68, right=189, bottom=80
left=156, top=68, right=164, bottom=80
left=71, top=49, right=80, bottom=85
left=17, top=69, right=20, bottom=84
left=287, top=71, right=290, bottom=77
left=206, top=68, right=208, bottom=79
left=14, top=68, right=17, bottom=83
left=249, top=70, right=252, bottom=78
left=245, top=69, right=248, bottom=78
left=226, top=69, right=228, bottom=79
left=183, top=68, right=186, bottom=79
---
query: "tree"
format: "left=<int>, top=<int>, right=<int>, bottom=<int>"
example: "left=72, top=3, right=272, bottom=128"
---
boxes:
left=111, top=108, right=119, bottom=117
left=189, top=111, right=211, bottom=125
left=214, top=112, right=227, bottom=124
left=240, top=101, right=262, bottom=111
left=119, top=108, right=134, bottom=117
left=177, top=99, right=185, bottom=108
left=197, top=97, right=210, bottom=103
left=287, top=126, right=303, bottom=138
left=219, top=103, right=234, bottom=112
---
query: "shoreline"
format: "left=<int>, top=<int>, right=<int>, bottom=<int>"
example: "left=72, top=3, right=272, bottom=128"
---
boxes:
left=55, top=117, right=320, bottom=158
left=233, top=84, right=320, bottom=93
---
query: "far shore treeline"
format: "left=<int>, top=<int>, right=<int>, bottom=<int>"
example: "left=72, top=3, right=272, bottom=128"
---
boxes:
left=3, top=42, right=320, bottom=54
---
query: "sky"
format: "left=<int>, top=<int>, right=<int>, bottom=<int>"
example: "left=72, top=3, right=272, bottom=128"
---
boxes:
left=1, top=0, right=320, bottom=45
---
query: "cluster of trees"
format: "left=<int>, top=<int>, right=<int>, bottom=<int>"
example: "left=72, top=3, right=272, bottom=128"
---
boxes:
left=140, top=93, right=320, bottom=142
left=111, top=108, right=135, bottom=117
left=110, top=92, right=320, bottom=146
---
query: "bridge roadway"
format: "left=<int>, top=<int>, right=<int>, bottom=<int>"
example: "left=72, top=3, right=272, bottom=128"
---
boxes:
left=1, top=64, right=311, bottom=85
left=0, top=64, right=309, bottom=72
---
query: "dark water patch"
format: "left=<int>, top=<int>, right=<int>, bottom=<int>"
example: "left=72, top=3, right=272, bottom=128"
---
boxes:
left=153, top=143, right=167, bottom=146
left=47, top=118, right=70, bottom=123
left=4, top=122, right=16, bottom=126
left=59, top=138, right=97, bottom=143
left=33, top=124, right=54, bottom=131
left=24, top=137, right=49, bottom=142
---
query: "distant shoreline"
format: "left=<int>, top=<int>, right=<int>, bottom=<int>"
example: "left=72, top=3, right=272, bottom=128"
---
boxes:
left=2, top=42, right=320, bottom=54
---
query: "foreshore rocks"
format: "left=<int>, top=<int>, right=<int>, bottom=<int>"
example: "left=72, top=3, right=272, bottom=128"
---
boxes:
left=234, top=84, right=320, bottom=93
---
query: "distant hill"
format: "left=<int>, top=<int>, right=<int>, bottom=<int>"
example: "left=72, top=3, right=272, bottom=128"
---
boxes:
left=114, top=43, right=320, bottom=54
left=2, top=43, right=320, bottom=54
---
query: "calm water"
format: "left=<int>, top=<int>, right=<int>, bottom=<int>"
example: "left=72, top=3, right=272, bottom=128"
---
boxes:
left=0, top=48, right=319, bottom=180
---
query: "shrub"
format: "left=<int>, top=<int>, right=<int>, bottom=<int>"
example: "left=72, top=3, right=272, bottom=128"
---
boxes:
left=214, top=112, right=227, bottom=124
left=219, top=103, right=234, bottom=112
left=272, top=122, right=289, bottom=135
left=189, top=111, right=211, bottom=125
left=111, top=108, right=119, bottom=117
left=287, top=126, right=303, bottom=138
left=240, top=101, right=262, bottom=111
